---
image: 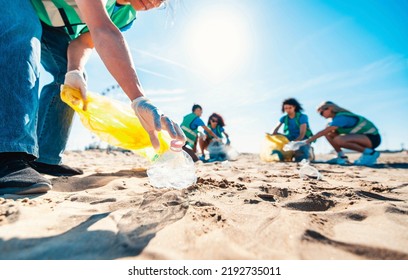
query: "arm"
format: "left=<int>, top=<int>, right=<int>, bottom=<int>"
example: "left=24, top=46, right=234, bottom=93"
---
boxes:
left=306, top=126, right=338, bottom=144
left=64, top=32, right=94, bottom=110
left=202, top=126, right=220, bottom=140
left=67, top=32, right=94, bottom=73
left=271, top=122, right=283, bottom=135
left=294, top=123, right=307, bottom=141
left=75, top=0, right=143, bottom=100
left=75, top=0, right=185, bottom=149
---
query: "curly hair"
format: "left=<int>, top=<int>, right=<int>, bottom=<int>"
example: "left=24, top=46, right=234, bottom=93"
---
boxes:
left=207, top=113, right=225, bottom=127
left=281, top=98, right=304, bottom=113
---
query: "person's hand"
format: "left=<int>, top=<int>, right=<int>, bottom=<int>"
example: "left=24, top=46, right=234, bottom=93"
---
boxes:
left=131, top=96, right=185, bottom=150
left=64, top=70, right=88, bottom=110
left=226, top=137, right=231, bottom=145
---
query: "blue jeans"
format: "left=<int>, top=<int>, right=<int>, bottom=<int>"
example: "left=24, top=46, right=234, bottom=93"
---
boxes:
left=294, top=144, right=311, bottom=162
left=36, top=23, right=74, bottom=164
left=0, top=0, right=42, bottom=157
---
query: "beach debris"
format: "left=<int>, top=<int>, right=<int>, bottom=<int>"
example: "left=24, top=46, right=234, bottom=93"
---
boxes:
left=298, top=160, right=323, bottom=180
left=283, top=140, right=308, bottom=151
left=147, top=140, right=196, bottom=189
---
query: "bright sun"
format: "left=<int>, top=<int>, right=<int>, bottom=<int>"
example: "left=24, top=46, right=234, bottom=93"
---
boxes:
left=185, top=6, right=252, bottom=83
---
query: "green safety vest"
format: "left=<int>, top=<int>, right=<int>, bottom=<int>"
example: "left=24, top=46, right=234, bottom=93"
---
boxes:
left=181, top=113, right=199, bottom=148
left=205, top=125, right=223, bottom=139
left=30, top=0, right=136, bottom=40
left=283, top=113, right=313, bottom=139
left=335, top=112, right=379, bottom=135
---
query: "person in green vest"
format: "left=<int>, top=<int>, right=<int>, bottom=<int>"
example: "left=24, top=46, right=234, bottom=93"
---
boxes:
left=27, top=0, right=185, bottom=177
left=0, top=0, right=184, bottom=195
left=271, top=98, right=314, bottom=162
left=305, top=101, right=381, bottom=166
left=181, top=104, right=220, bottom=162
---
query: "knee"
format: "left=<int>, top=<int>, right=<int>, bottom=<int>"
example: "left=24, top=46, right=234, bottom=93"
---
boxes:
left=332, top=136, right=344, bottom=146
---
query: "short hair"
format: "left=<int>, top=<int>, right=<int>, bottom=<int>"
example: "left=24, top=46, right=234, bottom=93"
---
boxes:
left=281, top=98, right=304, bottom=113
left=192, top=104, right=202, bottom=112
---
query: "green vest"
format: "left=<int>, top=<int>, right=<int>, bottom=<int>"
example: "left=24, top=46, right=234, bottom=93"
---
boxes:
left=205, top=125, right=223, bottom=139
left=181, top=113, right=199, bottom=148
left=30, top=0, right=136, bottom=40
left=335, top=112, right=379, bottom=135
left=283, top=113, right=313, bottom=139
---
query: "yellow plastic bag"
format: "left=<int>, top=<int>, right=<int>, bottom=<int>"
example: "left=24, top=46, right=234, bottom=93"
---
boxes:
left=260, top=134, right=294, bottom=162
left=60, top=85, right=171, bottom=160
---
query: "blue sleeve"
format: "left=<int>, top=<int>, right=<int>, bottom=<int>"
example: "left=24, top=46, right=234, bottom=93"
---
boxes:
left=279, top=115, right=286, bottom=123
left=299, top=114, right=308, bottom=124
left=190, top=117, right=205, bottom=130
left=219, top=126, right=225, bottom=133
left=330, top=115, right=358, bottom=128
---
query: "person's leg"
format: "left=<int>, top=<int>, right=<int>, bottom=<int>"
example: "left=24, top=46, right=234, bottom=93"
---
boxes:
left=325, top=131, right=342, bottom=153
left=324, top=132, right=350, bottom=164
left=332, top=134, right=372, bottom=152
left=202, top=138, right=211, bottom=154
left=182, top=145, right=199, bottom=162
left=198, top=135, right=205, bottom=155
left=32, top=23, right=82, bottom=176
left=350, top=134, right=381, bottom=166
left=0, top=0, right=51, bottom=194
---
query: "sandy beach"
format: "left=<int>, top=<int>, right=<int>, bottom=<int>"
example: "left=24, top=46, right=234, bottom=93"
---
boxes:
left=0, top=150, right=407, bottom=260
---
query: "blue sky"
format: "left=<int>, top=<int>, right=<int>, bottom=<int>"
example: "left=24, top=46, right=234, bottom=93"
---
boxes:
left=41, top=0, right=408, bottom=154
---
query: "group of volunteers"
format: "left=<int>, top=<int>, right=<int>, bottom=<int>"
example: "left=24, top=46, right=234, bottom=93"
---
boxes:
left=270, top=98, right=381, bottom=166
left=180, top=104, right=230, bottom=162
left=0, top=0, right=381, bottom=196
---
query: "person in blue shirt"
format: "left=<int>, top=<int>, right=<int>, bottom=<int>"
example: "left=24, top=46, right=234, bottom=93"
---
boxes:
left=199, top=113, right=230, bottom=159
left=305, top=101, right=381, bottom=166
left=271, top=98, right=313, bottom=162
left=181, top=105, right=220, bottom=162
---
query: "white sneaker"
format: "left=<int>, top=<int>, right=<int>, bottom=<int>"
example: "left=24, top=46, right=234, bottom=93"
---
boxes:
left=326, top=156, right=350, bottom=165
left=354, top=151, right=380, bottom=166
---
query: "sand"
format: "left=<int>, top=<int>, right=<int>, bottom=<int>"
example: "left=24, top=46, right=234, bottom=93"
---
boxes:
left=0, top=150, right=407, bottom=260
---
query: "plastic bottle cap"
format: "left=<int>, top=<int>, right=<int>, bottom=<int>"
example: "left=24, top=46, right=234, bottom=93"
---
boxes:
left=170, top=140, right=184, bottom=152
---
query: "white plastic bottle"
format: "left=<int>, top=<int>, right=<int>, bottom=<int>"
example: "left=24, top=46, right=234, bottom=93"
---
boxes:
left=147, top=140, right=197, bottom=189
left=298, top=159, right=323, bottom=180
left=283, top=140, right=307, bottom=151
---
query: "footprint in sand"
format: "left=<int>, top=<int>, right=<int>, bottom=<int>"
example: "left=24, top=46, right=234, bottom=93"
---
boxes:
left=284, top=194, right=336, bottom=212
left=302, top=229, right=408, bottom=260
left=355, top=191, right=404, bottom=202
left=259, top=186, right=289, bottom=198
left=386, top=206, right=408, bottom=215
left=116, top=190, right=189, bottom=251
left=332, top=211, right=368, bottom=222
left=0, top=199, right=19, bottom=225
left=244, top=199, right=261, bottom=204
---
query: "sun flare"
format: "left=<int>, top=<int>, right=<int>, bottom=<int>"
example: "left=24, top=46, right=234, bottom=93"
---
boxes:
left=185, top=7, right=252, bottom=83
